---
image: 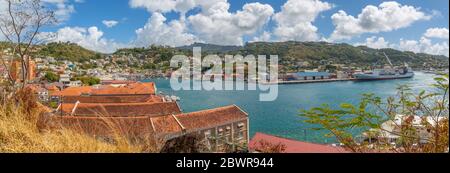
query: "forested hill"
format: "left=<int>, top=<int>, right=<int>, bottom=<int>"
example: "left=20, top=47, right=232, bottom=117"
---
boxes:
left=177, top=41, right=448, bottom=69
left=2, top=41, right=448, bottom=70
left=37, top=42, right=102, bottom=62
left=238, top=41, right=448, bottom=69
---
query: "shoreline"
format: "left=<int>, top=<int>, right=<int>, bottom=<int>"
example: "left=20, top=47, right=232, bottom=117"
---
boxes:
left=261, top=78, right=356, bottom=85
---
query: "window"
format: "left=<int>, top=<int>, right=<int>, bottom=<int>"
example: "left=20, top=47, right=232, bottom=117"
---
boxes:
left=237, top=131, right=245, bottom=140
left=204, top=130, right=211, bottom=138
left=225, top=126, right=231, bottom=135
left=218, top=128, right=224, bottom=136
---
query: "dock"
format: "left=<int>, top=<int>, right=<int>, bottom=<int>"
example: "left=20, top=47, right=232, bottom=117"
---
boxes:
left=261, top=78, right=356, bottom=85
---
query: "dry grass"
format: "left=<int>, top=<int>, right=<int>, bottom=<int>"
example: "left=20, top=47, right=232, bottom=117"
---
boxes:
left=0, top=102, right=143, bottom=153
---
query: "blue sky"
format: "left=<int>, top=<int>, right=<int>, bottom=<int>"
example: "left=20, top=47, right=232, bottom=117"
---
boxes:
left=34, top=0, right=449, bottom=55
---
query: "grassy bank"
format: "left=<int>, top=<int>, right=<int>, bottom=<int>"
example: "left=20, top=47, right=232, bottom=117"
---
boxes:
left=0, top=102, right=143, bottom=153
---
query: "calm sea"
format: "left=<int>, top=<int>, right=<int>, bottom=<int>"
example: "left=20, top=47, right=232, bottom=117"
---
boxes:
left=143, top=72, right=439, bottom=143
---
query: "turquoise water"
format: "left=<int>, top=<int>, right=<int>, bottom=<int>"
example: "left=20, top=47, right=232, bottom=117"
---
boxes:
left=144, top=72, right=439, bottom=143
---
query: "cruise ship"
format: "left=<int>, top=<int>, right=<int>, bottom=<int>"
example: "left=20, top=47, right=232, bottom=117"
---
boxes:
left=354, top=53, right=415, bottom=81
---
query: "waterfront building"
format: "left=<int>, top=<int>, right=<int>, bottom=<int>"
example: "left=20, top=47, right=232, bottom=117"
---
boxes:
left=42, top=104, right=249, bottom=153
left=293, top=72, right=330, bottom=80
left=42, top=82, right=249, bottom=153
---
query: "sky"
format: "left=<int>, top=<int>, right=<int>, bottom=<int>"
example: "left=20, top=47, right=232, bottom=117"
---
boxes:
left=1, top=0, right=449, bottom=56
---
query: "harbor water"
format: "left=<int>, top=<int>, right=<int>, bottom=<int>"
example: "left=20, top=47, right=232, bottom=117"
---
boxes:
left=143, top=72, right=440, bottom=143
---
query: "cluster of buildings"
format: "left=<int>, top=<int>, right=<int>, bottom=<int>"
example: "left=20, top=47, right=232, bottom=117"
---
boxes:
left=40, top=81, right=250, bottom=153
left=360, top=114, right=447, bottom=147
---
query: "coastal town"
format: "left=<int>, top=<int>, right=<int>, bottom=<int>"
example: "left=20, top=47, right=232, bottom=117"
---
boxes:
left=1, top=42, right=448, bottom=153
left=0, top=0, right=448, bottom=155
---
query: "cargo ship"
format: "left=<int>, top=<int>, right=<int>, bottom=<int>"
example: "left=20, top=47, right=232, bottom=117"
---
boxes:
left=354, top=53, right=415, bottom=81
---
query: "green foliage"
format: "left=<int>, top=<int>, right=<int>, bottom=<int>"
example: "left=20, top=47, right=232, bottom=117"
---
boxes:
left=241, top=42, right=448, bottom=71
left=36, top=42, right=102, bottom=62
left=71, top=76, right=100, bottom=86
left=300, top=75, right=449, bottom=153
left=48, top=101, right=59, bottom=109
left=44, top=71, right=59, bottom=82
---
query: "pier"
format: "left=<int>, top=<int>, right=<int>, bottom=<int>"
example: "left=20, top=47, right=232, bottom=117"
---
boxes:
left=261, top=78, right=356, bottom=85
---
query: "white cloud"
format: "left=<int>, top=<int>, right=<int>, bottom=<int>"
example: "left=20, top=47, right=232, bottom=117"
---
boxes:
left=273, top=0, right=332, bottom=42
left=330, top=1, right=431, bottom=41
left=130, top=0, right=274, bottom=46
left=134, top=12, right=197, bottom=47
left=396, top=27, right=449, bottom=56
left=129, top=0, right=179, bottom=13
left=49, top=26, right=126, bottom=53
left=252, top=31, right=272, bottom=42
left=42, top=0, right=76, bottom=22
left=356, top=27, right=449, bottom=57
left=102, top=20, right=119, bottom=28
left=398, top=37, right=449, bottom=57
left=1, top=0, right=74, bottom=22
left=188, top=2, right=274, bottom=45
left=424, top=28, right=449, bottom=40
left=356, top=36, right=391, bottom=49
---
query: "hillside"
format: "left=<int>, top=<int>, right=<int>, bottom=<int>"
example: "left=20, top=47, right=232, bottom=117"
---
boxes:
left=247, top=42, right=447, bottom=66
left=2, top=41, right=448, bottom=72
left=37, top=42, right=103, bottom=62
left=178, top=41, right=448, bottom=71
left=113, top=41, right=449, bottom=72
left=177, top=42, right=243, bottom=53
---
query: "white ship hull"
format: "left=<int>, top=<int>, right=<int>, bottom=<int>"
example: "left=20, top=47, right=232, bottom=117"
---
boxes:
left=354, top=72, right=414, bottom=80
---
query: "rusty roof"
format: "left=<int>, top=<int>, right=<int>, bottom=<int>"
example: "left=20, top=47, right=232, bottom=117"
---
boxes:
left=51, top=82, right=156, bottom=96
left=61, top=95, right=164, bottom=104
left=175, top=105, right=248, bottom=131
left=49, top=105, right=248, bottom=140
left=58, top=102, right=181, bottom=117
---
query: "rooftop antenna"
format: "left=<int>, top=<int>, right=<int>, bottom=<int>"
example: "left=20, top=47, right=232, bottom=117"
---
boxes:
left=383, top=52, right=393, bottom=67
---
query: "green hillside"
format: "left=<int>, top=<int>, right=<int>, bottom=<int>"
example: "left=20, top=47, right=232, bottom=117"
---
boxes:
left=37, top=42, right=102, bottom=62
left=233, top=41, right=449, bottom=71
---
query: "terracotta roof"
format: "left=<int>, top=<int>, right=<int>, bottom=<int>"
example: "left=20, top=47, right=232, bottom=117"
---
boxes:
left=249, top=133, right=349, bottom=153
left=58, top=102, right=181, bottom=117
left=101, top=80, right=135, bottom=85
left=45, top=84, right=60, bottom=92
left=51, top=86, right=93, bottom=96
left=42, top=115, right=154, bottom=139
left=91, top=82, right=155, bottom=95
left=151, top=115, right=183, bottom=135
left=175, top=105, right=248, bottom=131
left=61, top=95, right=164, bottom=103
left=51, top=82, right=156, bottom=96
left=41, top=105, right=248, bottom=143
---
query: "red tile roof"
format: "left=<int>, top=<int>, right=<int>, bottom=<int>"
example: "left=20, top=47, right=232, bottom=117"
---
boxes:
left=51, top=82, right=156, bottom=96
left=50, top=105, right=248, bottom=138
left=42, top=115, right=154, bottom=139
left=58, top=102, right=181, bottom=117
left=62, top=95, right=164, bottom=103
left=151, top=115, right=183, bottom=135
left=175, top=105, right=248, bottom=131
left=249, top=133, right=349, bottom=153
left=101, top=80, right=135, bottom=85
